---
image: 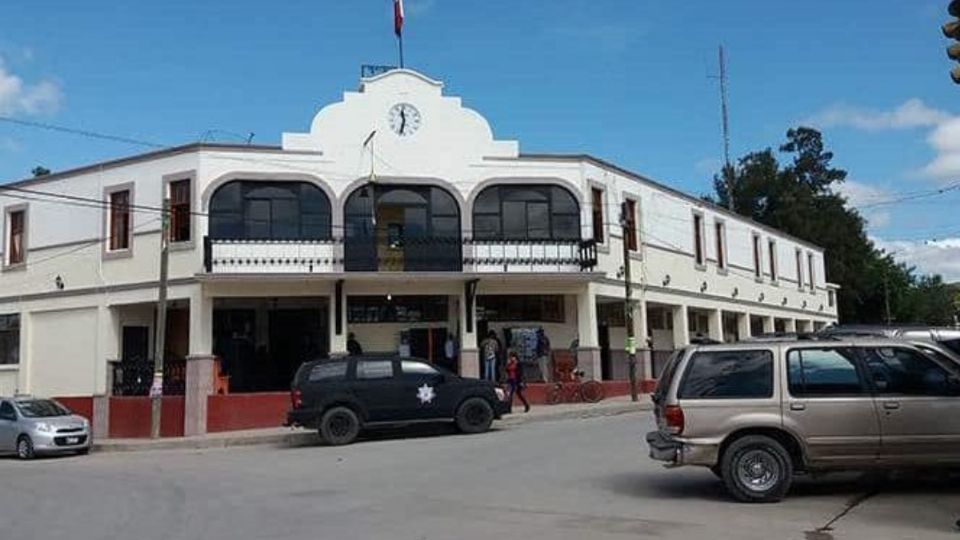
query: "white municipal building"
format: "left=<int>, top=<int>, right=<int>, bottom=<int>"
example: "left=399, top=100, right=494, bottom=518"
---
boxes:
left=0, top=69, right=838, bottom=433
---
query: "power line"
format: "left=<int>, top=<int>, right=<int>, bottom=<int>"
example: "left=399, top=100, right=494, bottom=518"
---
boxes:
left=0, top=115, right=168, bottom=149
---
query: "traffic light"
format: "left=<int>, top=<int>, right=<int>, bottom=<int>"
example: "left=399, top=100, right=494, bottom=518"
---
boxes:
left=944, top=0, right=960, bottom=83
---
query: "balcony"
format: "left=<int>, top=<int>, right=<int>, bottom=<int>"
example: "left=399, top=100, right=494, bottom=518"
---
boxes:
left=203, top=237, right=598, bottom=275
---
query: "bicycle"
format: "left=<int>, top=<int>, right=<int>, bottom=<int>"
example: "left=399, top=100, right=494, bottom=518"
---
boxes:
left=545, top=369, right=605, bottom=404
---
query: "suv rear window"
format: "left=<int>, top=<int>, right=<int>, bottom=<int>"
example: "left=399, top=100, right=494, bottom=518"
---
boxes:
left=678, top=350, right=774, bottom=399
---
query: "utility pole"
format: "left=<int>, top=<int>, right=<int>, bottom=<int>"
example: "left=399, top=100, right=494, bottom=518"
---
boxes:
left=150, top=198, right=170, bottom=439
left=621, top=202, right=638, bottom=402
left=718, top=45, right=735, bottom=211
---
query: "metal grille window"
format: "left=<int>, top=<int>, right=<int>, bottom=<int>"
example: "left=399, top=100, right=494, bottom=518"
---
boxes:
left=169, top=179, right=191, bottom=243
left=692, top=213, right=704, bottom=266
left=625, top=199, right=638, bottom=251
left=768, top=239, right=778, bottom=281
left=591, top=188, right=604, bottom=243
left=7, top=210, right=24, bottom=265
left=109, top=190, right=131, bottom=251
left=0, top=314, right=20, bottom=365
left=752, top=233, right=762, bottom=278
left=714, top=220, right=725, bottom=269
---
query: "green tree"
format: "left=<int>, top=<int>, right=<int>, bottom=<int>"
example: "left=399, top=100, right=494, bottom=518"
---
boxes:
left=711, top=127, right=949, bottom=325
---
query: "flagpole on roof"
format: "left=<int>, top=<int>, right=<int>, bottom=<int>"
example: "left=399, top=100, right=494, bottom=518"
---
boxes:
left=395, top=0, right=405, bottom=68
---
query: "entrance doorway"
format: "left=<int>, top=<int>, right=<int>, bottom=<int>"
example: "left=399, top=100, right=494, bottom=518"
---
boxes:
left=213, top=298, right=328, bottom=393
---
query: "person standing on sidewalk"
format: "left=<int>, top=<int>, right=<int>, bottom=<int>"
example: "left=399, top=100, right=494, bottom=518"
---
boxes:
left=506, top=351, right=530, bottom=413
left=479, top=330, right=500, bottom=382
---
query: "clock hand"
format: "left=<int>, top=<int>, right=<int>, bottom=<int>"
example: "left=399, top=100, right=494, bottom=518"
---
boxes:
left=399, top=109, right=407, bottom=134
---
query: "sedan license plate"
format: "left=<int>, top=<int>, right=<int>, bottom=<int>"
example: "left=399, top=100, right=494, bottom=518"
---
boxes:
left=65, top=437, right=79, bottom=445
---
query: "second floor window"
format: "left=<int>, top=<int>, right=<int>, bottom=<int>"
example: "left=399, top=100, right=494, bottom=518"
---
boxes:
left=472, top=184, right=580, bottom=241
left=752, top=234, right=762, bottom=278
left=693, top=213, right=704, bottom=266
left=768, top=239, right=778, bottom=281
left=169, top=179, right=191, bottom=243
left=109, top=190, right=131, bottom=251
left=210, top=181, right=332, bottom=240
left=7, top=209, right=25, bottom=265
left=715, top=221, right=726, bottom=270
left=795, top=249, right=804, bottom=290
left=591, top=188, right=604, bottom=243
left=624, top=199, right=638, bottom=251
left=808, top=252, right=816, bottom=291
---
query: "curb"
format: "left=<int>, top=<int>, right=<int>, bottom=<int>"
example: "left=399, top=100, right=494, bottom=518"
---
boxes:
left=93, top=400, right=651, bottom=454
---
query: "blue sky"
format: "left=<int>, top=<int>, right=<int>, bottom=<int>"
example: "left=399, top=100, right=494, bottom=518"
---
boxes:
left=2, top=0, right=960, bottom=279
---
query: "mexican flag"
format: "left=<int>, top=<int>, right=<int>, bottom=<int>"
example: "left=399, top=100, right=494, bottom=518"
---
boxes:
left=394, top=0, right=404, bottom=38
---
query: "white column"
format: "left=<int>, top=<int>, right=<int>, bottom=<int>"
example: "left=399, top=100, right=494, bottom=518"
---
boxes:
left=94, top=305, right=119, bottom=438
left=737, top=312, right=751, bottom=341
left=185, top=287, right=215, bottom=437
left=784, top=318, right=797, bottom=333
left=672, top=305, right=690, bottom=348
left=576, top=283, right=601, bottom=381
left=762, top=315, right=775, bottom=334
left=634, top=298, right=652, bottom=380
left=707, top=309, right=723, bottom=342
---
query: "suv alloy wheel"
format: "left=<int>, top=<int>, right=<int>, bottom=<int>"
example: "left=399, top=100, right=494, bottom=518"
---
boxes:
left=720, top=435, right=793, bottom=503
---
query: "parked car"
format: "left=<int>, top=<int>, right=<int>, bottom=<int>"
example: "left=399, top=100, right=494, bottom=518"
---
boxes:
left=820, top=325, right=960, bottom=356
left=646, top=338, right=960, bottom=503
left=287, top=356, right=511, bottom=445
left=0, top=397, right=92, bottom=459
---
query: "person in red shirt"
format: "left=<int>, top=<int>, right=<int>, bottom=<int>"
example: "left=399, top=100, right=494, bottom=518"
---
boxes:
left=506, top=351, right=530, bottom=413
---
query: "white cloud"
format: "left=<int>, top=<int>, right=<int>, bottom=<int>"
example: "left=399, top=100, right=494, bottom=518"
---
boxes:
left=873, top=237, right=960, bottom=282
left=404, top=0, right=436, bottom=16
left=805, top=98, right=951, bottom=131
left=0, top=57, right=62, bottom=116
left=921, top=116, right=960, bottom=181
left=835, top=180, right=893, bottom=228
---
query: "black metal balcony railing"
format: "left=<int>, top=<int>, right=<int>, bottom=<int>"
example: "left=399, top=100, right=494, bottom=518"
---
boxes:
left=110, top=356, right=186, bottom=396
left=203, top=236, right=598, bottom=274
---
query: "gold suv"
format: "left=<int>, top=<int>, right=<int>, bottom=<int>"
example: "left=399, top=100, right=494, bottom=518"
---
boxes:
left=646, top=338, right=960, bottom=502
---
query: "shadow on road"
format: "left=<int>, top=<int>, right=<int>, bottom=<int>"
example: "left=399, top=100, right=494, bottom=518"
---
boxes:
left=601, top=469, right=960, bottom=504
left=279, top=422, right=487, bottom=450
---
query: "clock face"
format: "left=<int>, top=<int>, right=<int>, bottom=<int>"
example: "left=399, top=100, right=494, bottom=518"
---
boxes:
left=388, top=103, right=422, bottom=137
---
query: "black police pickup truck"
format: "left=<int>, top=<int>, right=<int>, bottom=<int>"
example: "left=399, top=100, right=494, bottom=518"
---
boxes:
left=287, top=356, right=512, bottom=445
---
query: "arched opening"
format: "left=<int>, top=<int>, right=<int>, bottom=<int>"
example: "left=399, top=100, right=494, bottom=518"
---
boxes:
left=344, top=183, right=462, bottom=271
left=209, top=180, right=332, bottom=240
left=472, top=184, right=580, bottom=240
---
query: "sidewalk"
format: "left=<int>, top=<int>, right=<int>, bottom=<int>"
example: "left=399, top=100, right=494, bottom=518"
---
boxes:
left=93, top=395, right=652, bottom=453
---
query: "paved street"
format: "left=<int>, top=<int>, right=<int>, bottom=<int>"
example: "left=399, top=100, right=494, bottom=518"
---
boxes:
left=1, top=413, right=958, bottom=540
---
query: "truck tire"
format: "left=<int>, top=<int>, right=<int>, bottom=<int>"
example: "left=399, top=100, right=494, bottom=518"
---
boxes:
left=456, top=397, right=494, bottom=434
left=720, top=435, right=793, bottom=503
left=319, top=406, right=361, bottom=446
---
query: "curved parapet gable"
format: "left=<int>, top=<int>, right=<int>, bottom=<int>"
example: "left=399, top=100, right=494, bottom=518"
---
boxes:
left=281, top=69, right=518, bottom=179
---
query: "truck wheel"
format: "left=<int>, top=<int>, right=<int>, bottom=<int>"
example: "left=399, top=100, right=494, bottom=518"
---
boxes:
left=720, top=435, right=793, bottom=503
left=319, top=406, right=360, bottom=446
left=456, top=398, right=494, bottom=434
left=16, top=435, right=35, bottom=460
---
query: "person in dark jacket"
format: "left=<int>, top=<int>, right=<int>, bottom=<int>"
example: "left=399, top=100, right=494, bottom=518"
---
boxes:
left=347, top=333, right=363, bottom=356
left=506, top=350, right=530, bottom=413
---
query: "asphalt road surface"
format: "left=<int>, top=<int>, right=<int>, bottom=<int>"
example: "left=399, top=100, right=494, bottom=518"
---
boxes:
left=1, top=413, right=958, bottom=540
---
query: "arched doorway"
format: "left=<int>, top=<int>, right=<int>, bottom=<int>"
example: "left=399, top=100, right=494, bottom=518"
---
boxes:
left=343, top=184, right=462, bottom=271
